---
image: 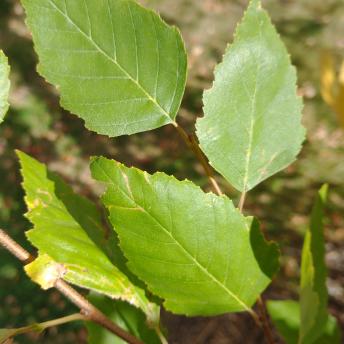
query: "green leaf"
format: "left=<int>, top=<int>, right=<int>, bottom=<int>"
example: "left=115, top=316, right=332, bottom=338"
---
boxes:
left=196, top=0, right=305, bottom=192
left=21, top=0, right=187, bottom=137
left=266, top=300, right=300, bottom=344
left=87, top=293, right=161, bottom=344
left=299, top=185, right=331, bottom=343
left=90, top=156, right=279, bottom=316
left=267, top=185, right=341, bottom=344
left=0, top=50, right=10, bottom=123
left=267, top=300, right=341, bottom=344
left=17, top=151, right=158, bottom=321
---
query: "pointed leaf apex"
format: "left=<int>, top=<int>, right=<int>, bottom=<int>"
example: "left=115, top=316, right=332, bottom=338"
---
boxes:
left=319, top=184, right=329, bottom=202
left=249, top=0, right=262, bottom=9
left=196, top=0, right=305, bottom=192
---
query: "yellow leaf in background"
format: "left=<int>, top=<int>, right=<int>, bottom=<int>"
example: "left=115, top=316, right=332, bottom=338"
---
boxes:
left=339, top=60, right=344, bottom=85
left=320, top=52, right=336, bottom=106
left=335, top=63, right=344, bottom=127
left=320, top=52, right=344, bottom=128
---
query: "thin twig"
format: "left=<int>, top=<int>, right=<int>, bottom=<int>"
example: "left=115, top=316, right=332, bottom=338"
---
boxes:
left=238, top=191, right=246, bottom=212
left=257, top=297, right=275, bottom=344
left=0, top=229, right=144, bottom=344
left=3, top=313, right=85, bottom=339
left=173, top=122, right=223, bottom=196
left=0, top=229, right=34, bottom=263
left=237, top=197, right=275, bottom=344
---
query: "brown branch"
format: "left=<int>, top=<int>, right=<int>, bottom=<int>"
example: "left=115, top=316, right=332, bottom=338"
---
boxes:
left=173, top=122, right=223, bottom=196
left=0, top=229, right=144, bottom=344
left=0, top=229, right=34, bottom=264
left=238, top=191, right=247, bottom=212
left=257, top=297, right=275, bottom=344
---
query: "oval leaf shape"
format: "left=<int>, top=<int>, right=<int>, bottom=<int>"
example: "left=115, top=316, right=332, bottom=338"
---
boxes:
left=22, top=0, right=187, bottom=136
left=0, top=50, right=10, bottom=123
left=196, top=0, right=305, bottom=192
left=18, top=151, right=158, bottom=321
left=91, top=156, right=279, bottom=316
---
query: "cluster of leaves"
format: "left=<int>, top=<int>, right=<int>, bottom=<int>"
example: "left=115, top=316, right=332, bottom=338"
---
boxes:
left=0, top=0, right=341, bottom=343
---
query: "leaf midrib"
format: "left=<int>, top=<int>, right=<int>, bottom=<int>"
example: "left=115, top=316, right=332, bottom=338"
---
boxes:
left=99, top=163, right=251, bottom=312
left=241, top=19, right=264, bottom=192
left=47, top=0, right=173, bottom=122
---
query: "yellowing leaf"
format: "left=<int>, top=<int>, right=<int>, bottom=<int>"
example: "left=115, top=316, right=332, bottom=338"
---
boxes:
left=320, top=52, right=344, bottom=127
left=25, top=254, right=66, bottom=290
left=320, top=53, right=336, bottom=106
left=18, top=151, right=158, bottom=322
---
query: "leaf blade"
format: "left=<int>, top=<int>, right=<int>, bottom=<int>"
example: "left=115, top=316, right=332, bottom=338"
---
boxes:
left=91, top=156, right=279, bottom=316
left=196, top=0, right=305, bottom=192
left=17, top=151, right=157, bottom=321
left=0, top=50, right=10, bottom=123
left=21, top=0, right=187, bottom=136
left=299, top=185, right=331, bottom=343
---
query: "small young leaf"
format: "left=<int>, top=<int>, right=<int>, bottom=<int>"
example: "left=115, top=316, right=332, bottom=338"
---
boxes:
left=91, top=156, right=279, bottom=316
left=0, top=50, right=10, bottom=123
left=18, top=151, right=158, bottom=321
left=21, top=0, right=187, bottom=137
left=267, top=300, right=341, bottom=344
left=299, top=185, right=331, bottom=343
left=196, top=0, right=305, bottom=192
left=87, top=293, right=161, bottom=344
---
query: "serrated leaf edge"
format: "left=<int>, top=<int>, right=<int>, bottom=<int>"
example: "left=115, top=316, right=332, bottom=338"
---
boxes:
left=196, top=0, right=306, bottom=192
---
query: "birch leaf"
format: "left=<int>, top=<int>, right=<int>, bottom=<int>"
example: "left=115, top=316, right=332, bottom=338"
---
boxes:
left=21, top=0, right=187, bottom=136
left=91, top=156, right=279, bottom=316
left=18, top=151, right=158, bottom=321
left=196, top=0, right=305, bottom=192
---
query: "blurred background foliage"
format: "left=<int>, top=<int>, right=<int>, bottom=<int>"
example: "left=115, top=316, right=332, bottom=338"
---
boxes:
left=0, top=0, right=343, bottom=343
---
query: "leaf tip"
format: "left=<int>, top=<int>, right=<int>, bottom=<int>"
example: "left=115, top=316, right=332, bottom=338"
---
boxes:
left=319, top=184, right=329, bottom=203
